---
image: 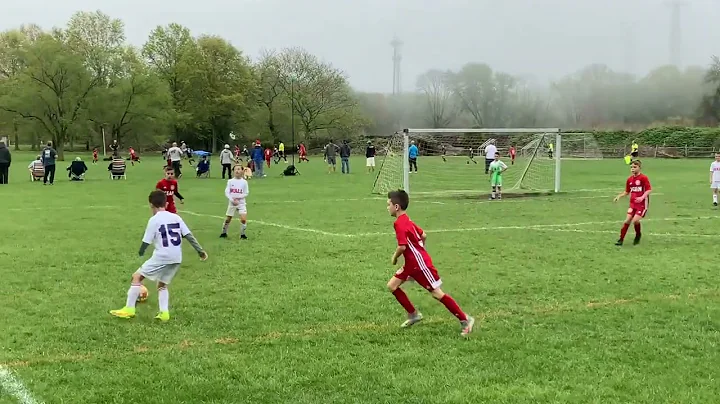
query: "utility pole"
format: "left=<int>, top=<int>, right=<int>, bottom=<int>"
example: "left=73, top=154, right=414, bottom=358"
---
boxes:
left=666, top=0, right=688, bottom=68
left=391, top=36, right=403, bottom=95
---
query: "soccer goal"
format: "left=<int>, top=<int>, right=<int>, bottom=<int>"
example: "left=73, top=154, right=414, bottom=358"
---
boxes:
left=371, top=128, right=603, bottom=197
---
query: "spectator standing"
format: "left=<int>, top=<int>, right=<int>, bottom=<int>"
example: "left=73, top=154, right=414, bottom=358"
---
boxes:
left=41, top=141, right=58, bottom=185
left=110, top=140, right=119, bottom=157
left=251, top=141, right=265, bottom=177
left=340, top=140, right=351, bottom=174
left=220, top=144, right=234, bottom=179
left=0, top=141, right=11, bottom=184
left=167, top=142, right=183, bottom=178
left=483, top=140, right=497, bottom=174
left=324, top=140, right=339, bottom=173
left=365, top=141, right=376, bottom=173
left=408, top=141, right=418, bottom=173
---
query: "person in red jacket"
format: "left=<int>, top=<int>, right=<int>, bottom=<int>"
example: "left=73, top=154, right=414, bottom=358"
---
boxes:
left=264, top=147, right=272, bottom=167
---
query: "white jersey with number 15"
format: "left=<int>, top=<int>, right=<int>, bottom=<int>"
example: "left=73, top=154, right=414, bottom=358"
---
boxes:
left=142, top=211, right=191, bottom=264
left=711, top=161, right=720, bottom=183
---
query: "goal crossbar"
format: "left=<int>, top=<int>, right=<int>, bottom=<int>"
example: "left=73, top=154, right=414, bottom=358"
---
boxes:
left=404, top=128, right=561, bottom=134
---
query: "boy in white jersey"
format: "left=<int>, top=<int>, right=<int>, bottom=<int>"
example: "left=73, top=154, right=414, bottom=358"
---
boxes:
left=488, top=152, right=508, bottom=200
left=110, top=191, right=207, bottom=321
left=710, top=153, right=720, bottom=206
left=220, top=165, right=250, bottom=239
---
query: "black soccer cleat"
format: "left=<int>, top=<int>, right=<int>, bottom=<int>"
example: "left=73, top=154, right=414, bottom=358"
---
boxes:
left=219, top=233, right=228, bottom=238
left=615, top=239, right=623, bottom=246
left=714, top=202, right=718, bottom=207
left=240, top=234, right=248, bottom=240
left=633, top=235, right=641, bottom=245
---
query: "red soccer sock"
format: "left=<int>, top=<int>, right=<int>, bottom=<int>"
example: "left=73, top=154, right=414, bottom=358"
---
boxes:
left=634, top=222, right=641, bottom=235
left=439, top=294, right=468, bottom=322
left=620, top=223, right=630, bottom=240
left=392, top=289, right=416, bottom=314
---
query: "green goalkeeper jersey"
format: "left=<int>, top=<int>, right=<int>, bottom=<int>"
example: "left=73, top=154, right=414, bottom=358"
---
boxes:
left=489, top=160, right=507, bottom=177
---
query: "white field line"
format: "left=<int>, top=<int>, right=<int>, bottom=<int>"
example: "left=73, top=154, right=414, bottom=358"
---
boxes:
left=0, top=366, right=43, bottom=404
left=179, top=210, right=356, bottom=238
left=525, top=227, right=716, bottom=239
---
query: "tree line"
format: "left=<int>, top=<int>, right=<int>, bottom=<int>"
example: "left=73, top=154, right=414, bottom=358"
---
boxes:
left=0, top=11, right=365, bottom=159
left=2, top=11, right=720, bottom=159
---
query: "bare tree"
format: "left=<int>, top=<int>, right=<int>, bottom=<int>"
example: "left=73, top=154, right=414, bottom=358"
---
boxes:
left=416, top=69, right=456, bottom=128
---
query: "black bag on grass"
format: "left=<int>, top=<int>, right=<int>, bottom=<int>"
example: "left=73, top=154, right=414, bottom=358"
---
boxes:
left=282, top=165, right=298, bottom=176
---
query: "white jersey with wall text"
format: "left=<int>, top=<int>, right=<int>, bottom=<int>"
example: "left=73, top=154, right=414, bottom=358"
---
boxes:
left=142, top=211, right=191, bottom=264
left=168, top=147, right=183, bottom=162
left=226, top=178, right=249, bottom=204
left=711, top=161, right=720, bottom=183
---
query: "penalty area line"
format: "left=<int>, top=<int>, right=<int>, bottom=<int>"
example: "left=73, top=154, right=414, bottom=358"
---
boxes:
left=0, top=365, right=43, bottom=404
left=179, top=210, right=358, bottom=238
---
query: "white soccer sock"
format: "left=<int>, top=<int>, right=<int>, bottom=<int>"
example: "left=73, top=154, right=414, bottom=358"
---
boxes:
left=241, top=222, right=247, bottom=235
left=714, top=194, right=718, bottom=203
left=125, top=284, right=141, bottom=308
left=158, top=287, right=169, bottom=312
left=222, top=221, right=230, bottom=233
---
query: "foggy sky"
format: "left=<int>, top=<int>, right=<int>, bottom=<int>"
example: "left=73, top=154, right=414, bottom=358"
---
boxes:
left=2, top=0, right=719, bottom=92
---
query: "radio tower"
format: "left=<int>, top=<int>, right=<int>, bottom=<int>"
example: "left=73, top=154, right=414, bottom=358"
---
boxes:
left=666, top=0, right=687, bottom=67
left=391, top=36, right=403, bottom=95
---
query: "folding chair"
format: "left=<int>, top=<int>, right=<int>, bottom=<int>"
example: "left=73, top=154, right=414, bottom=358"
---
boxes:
left=109, top=159, right=127, bottom=180
left=30, top=162, right=44, bottom=182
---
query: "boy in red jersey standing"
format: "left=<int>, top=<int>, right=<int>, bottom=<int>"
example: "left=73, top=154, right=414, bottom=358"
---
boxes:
left=509, top=145, right=516, bottom=165
left=156, top=166, right=184, bottom=214
left=92, top=147, right=99, bottom=164
left=614, top=160, right=651, bottom=246
left=386, top=190, right=475, bottom=337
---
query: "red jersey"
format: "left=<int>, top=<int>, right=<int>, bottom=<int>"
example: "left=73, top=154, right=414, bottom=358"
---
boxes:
left=299, top=144, right=307, bottom=155
left=394, top=214, right=435, bottom=271
left=156, top=178, right=179, bottom=213
left=626, top=174, right=651, bottom=210
left=509, top=147, right=516, bottom=156
left=264, top=148, right=272, bottom=159
left=129, top=147, right=136, bottom=157
left=92, top=149, right=98, bottom=157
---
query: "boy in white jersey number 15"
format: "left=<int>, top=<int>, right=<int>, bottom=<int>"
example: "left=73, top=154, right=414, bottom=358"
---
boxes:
left=710, top=153, right=720, bottom=207
left=221, top=165, right=250, bottom=239
left=110, top=191, right=208, bottom=321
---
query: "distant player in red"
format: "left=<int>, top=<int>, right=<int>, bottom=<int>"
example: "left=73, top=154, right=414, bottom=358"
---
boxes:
left=264, top=147, right=272, bottom=167
left=386, top=190, right=475, bottom=337
left=298, top=142, right=308, bottom=162
left=509, top=145, right=516, bottom=165
left=92, top=147, right=98, bottom=164
left=129, top=147, right=140, bottom=166
left=234, top=145, right=241, bottom=161
left=156, top=167, right=184, bottom=214
left=614, top=160, right=651, bottom=246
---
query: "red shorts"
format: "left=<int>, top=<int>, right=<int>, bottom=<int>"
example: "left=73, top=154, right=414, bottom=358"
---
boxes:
left=167, top=204, right=177, bottom=214
left=628, top=204, right=647, bottom=218
left=511, top=155, right=515, bottom=160
left=394, top=265, right=443, bottom=291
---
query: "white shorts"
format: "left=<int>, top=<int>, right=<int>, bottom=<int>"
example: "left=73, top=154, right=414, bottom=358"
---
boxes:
left=366, top=157, right=376, bottom=167
left=137, top=259, right=181, bottom=284
left=226, top=203, right=247, bottom=217
left=712, top=182, right=720, bottom=189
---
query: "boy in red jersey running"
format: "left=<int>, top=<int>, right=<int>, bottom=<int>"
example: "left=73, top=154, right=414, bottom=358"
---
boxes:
left=156, top=167, right=185, bottom=214
left=613, top=160, right=651, bottom=246
left=386, top=190, right=475, bottom=337
left=92, top=147, right=99, bottom=164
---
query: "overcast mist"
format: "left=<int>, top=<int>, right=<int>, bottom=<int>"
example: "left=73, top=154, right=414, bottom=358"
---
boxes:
left=3, top=0, right=719, bottom=92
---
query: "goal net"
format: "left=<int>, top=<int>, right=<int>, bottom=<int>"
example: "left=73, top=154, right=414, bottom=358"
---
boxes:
left=372, top=129, right=602, bottom=197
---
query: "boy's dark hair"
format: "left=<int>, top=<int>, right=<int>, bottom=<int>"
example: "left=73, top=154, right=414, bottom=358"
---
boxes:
left=388, top=190, right=410, bottom=210
left=149, top=190, right=167, bottom=208
left=632, top=160, right=642, bottom=167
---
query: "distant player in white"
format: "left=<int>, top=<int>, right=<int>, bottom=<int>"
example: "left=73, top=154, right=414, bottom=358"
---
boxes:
left=484, top=141, right=497, bottom=174
left=710, top=153, right=720, bottom=206
left=110, top=190, right=207, bottom=321
left=220, top=165, right=250, bottom=239
left=167, top=142, right=184, bottom=178
left=488, top=152, right=508, bottom=200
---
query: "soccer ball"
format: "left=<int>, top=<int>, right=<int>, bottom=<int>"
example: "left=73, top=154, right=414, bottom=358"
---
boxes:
left=229, top=131, right=236, bottom=140
left=137, top=285, right=149, bottom=303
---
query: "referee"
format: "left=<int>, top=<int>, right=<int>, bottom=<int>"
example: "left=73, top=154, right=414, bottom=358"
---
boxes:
left=167, top=142, right=183, bottom=178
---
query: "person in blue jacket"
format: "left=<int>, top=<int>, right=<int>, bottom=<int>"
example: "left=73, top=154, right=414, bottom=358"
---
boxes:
left=408, top=141, right=419, bottom=173
left=251, top=140, right=265, bottom=178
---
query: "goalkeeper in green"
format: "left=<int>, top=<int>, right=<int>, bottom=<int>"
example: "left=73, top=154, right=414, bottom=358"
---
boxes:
left=488, top=153, right=508, bottom=200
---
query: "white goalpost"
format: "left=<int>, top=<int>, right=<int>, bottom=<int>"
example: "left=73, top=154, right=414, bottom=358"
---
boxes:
left=372, top=128, right=601, bottom=197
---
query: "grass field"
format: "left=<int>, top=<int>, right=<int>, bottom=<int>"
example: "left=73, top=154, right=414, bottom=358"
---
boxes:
left=1, top=152, right=720, bottom=404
